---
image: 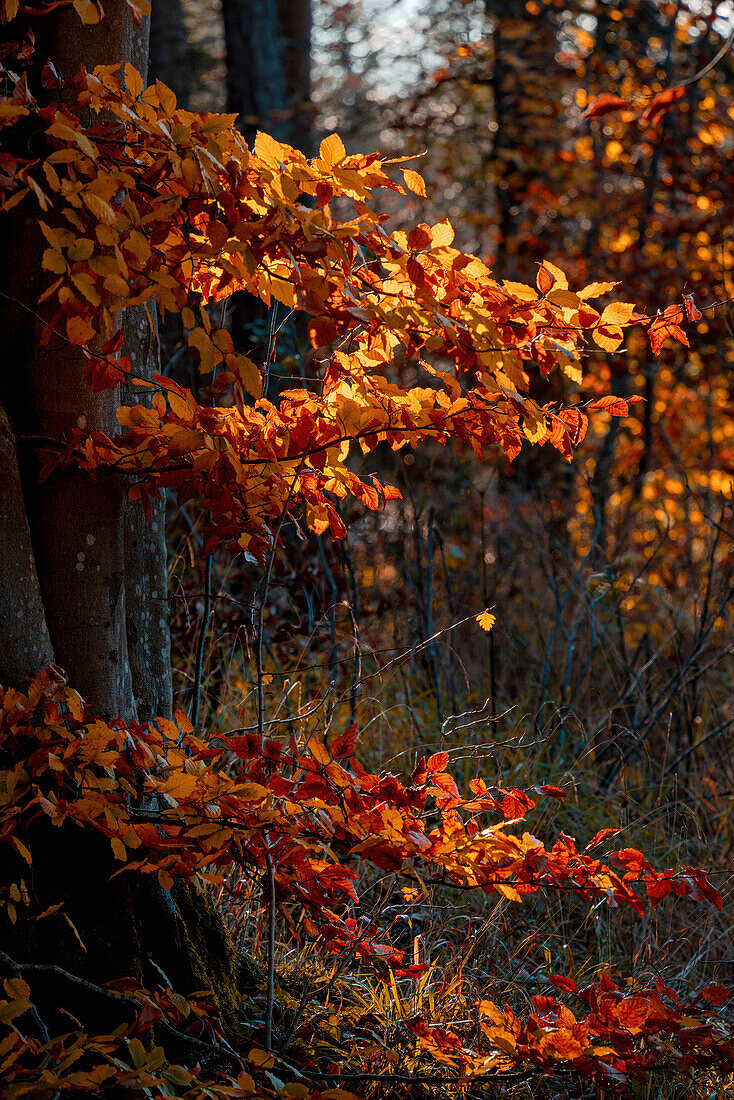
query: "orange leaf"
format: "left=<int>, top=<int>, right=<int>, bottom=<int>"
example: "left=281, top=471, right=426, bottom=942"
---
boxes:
left=66, top=315, right=96, bottom=345
left=581, top=93, right=631, bottom=119
left=427, top=751, right=448, bottom=773
left=403, top=169, right=426, bottom=197
left=641, top=85, right=685, bottom=127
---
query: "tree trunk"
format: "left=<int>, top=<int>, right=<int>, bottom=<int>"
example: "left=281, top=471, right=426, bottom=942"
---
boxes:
left=222, top=0, right=312, bottom=149
left=0, top=0, right=238, bottom=1032
left=148, top=0, right=190, bottom=108
left=221, top=0, right=313, bottom=387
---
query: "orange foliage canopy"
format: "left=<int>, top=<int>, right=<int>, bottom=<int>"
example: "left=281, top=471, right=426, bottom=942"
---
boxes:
left=1, top=17, right=685, bottom=561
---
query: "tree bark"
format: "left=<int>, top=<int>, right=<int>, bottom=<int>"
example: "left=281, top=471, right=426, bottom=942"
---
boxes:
left=0, top=404, right=55, bottom=688
left=148, top=0, right=190, bottom=108
left=222, top=0, right=312, bottom=149
left=122, top=308, right=174, bottom=720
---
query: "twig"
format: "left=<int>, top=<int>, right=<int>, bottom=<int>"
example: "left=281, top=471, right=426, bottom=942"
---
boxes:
left=263, top=837, right=277, bottom=1053
left=188, top=553, right=212, bottom=735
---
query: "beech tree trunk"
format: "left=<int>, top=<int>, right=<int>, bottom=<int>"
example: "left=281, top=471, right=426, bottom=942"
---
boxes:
left=0, top=0, right=238, bottom=1031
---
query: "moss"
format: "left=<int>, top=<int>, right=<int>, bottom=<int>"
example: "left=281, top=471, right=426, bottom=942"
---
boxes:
left=140, top=879, right=240, bottom=1023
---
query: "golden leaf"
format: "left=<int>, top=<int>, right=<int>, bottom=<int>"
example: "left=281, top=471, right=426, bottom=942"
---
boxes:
left=320, top=133, right=346, bottom=166
left=476, top=610, right=496, bottom=632
left=403, top=169, right=426, bottom=196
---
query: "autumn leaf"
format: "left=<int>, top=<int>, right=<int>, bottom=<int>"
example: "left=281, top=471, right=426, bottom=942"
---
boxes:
left=427, top=751, right=449, bottom=773
left=476, top=610, right=496, bottom=632
left=319, top=133, right=346, bottom=166
left=331, top=725, right=358, bottom=758
left=648, top=305, right=689, bottom=355
left=581, top=93, right=631, bottom=119
left=403, top=168, right=426, bottom=196
left=701, top=986, right=729, bottom=1006
left=641, top=85, right=685, bottom=127
left=66, top=316, right=96, bottom=345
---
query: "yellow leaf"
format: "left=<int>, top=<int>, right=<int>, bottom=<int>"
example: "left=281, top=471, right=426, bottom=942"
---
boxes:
left=270, top=276, right=295, bottom=308
left=167, top=388, right=195, bottom=423
left=546, top=289, right=582, bottom=311
left=48, top=122, right=97, bottom=159
left=403, top=169, right=426, bottom=196
left=9, top=836, right=32, bottom=865
left=188, top=327, right=219, bottom=374
left=578, top=281, right=618, bottom=299
left=229, top=782, right=269, bottom=800
left=124, top=62, right=144, bottom=99
left=430, top=220, right=454, bottom=247
left=599, top=301, right=637, bottom=326
left=40, top=223, right=61, bottom=249
left=494, top=882, right=522, bottom=902
left=164, top=770, right=197, bottom=799
left=42, top=248, right=67, bottom=274
left=0, top=998, right=31, bottom=1023
left=249, top=1048, right=275, bottom=1069
left=72, top=0, right=102, bottom=23
left=67, top=238, right=95, bottom=262
left=82, top=191, right=116, bottom=225
left=254, top=131, right=287, bottom=167
left=308, top=738, right=331, bottom=766
left=319, top=133, right=346, bottom=166
left=592, top=325, right=624, bottom=352
left=476, top=610, right=496, bottom=632
left=560, top=359, right=583, bottom=384
left=229, top=353, right=262, bottom=399
left=503, top=280, right=538, bottom=302
left=540, top=261, right=568, bottom=290
left=111, top=838, right=127, bottom=861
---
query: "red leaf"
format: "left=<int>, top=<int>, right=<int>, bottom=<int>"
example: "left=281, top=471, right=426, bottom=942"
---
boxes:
left=427, top=751, right=449, bottom=773
left=550, top=973, right=579, bottom=996
left=432, top=772, right=459, bottom=798
left=412, top=757, right=429, bottom=785
left=331, top=724, right=358, bottom=759
left=581, top=93, right=631, bottom=119
left=702, top=985, right=729, bottom=1006
left=536, top=263, right=555, bottom=295
left=587, top=396, right=630, bottom=416
left=537, top=784, right=567, bottom=801
left=584, top=827, right=620, bottom=851
left=641, top=85, right=685, bottom=127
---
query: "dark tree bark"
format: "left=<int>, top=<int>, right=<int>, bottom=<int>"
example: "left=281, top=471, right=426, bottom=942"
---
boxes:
left=148, top=0, right=190, bottom=108
left=0, top=0, right=239, bottom=1031
left=220, top=0, right=312, bottom=380
left=222, top=0, right=312, bottom=149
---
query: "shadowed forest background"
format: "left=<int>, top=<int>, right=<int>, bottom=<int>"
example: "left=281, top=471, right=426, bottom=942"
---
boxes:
left=1, top=0, right=734, bottom=1096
